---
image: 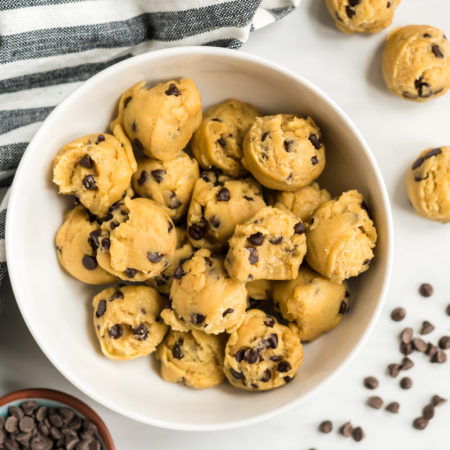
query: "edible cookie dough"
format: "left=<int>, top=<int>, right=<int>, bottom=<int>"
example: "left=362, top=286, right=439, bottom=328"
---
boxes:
left=161, top=248, right=247, bottom=334
left=273, top=266, right=349, bottom=342
left=223, top=309, right=303, bottom=391
left=191, top=99, right=260, bottom=177
left=406, top=146, right=450, bottom=223
left=132, top=152, right=199, bottom=222
left=325, top=0, right=401, bottom=34
left=272, top=182, right=332, bottom=224
left=187, top=171, right=266, bottom=251
left=52, top=125, right=137, bottom=217
left=246, top=279, right=272, bottom=301
left=382, top=25, right=450, bottom=101
left=55, top=206, right=116, bottom=285
left=157, top=329, right=225, bottom=389
left=111, top=79, right=202, bottom=161
left=96, top=197, right=176, bottom=282
left=306, top=190, right=377, bottom=283
left=242, top=114, right=325, bottom=191
left=93, top=285, right=167, bottom=360
left=225, top=206, right=307, bottom=282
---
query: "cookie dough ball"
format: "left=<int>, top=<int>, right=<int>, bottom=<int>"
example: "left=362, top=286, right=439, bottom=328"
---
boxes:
left=132, top=152, right=199, bottom=222
left=52, top=125, right=137, bottom=217
left=191, top=99, right=260, bottom=177
left=96, top=197, right=176, bottom=282
left=273, top=266, right=349, bottom=342
left=225, top=206, right=307, bottom=282
left=187, top=171, right=266, bottom=251
left=246, top=279, right=272, bottom=301
left=325, top=0, right=401, bottom=34
left=157, top=329, right=225, bottom=389
left=149, top=227, right=195, bottom=295
left=161, top=249, right=247, bottom=334
left=306, top=190, right=377, bottom=283
left=382, top=25, right=450, bottom=101
left=55, top=206, right=116, bottom=285
left=242, top=115, right=325, bottom=191
left=272, top=182, right=332, bottom=224
left=111, top=79, right=202, bottom=161
left=224, top=309, right=303, bottom=391
left=93, top=285, right=167, bottom=360
left=406, top=146, right=450, bottom=222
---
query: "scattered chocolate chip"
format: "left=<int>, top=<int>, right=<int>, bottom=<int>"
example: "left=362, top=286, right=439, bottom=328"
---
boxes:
left=79, top=154, right=93, bottom=169
left=364, top=376, right=379, bottom=390
left=188, top=223, right=206, bottom=240
left=96, top=300, right=106, bottom=318
left=165, top=83, right=180, bottom=96
left=151, top=169, right=165, bottom=183
left=262, top=131, right=270, bottom=141
left=191, top=313, right=205, bottom=325
left=82, top=255, right=97, bottom=271
left=340, top=422, right=353, bottom=437
left=172, top=339, right=184, bottom=359
left=339, top=300, right=348, bottom=314
left=431, top=395, right=447, bottom=407
left=400, top=327, right=413, bottom=343
left=391, top=307, right=406, bottom=322
left=269, top=236, right=283, bottom=245
left=345, top=5, right=356, bottom=18
left=311, top=156, right=319, bottom=165
left=413, top=417, right=428, bottom=430
left=438, top=336, right=450, bottom=349
left=400, top=342, right=413, bottom=355
left=133, top=324, right=149, bottom=341
left=422, top=404, right=435, bottom=420
left=388, top=363, right=401, bottom=378
left=352, top=426, right=364, bottom=442
left=264, top=316, right=275, bottom=327
left=432, top=44, right=444, bottom=58
left=419, top=283, right=433, bottom=297
left=413, top=337, right=427, bottom=352
left=82, top=175, right=97, bottom=190
left=400, top=377, right=412, bottom=389
left=431, top=350, right=447, bottom=363
left=108, top=324, right=122, bottom=339
left=247, top=232, right=264, bottom=246
left=124, top=268, right=137, bottom=278
left=277, top=361, right=291, bottom=372
left=222, top=308, right=234, bottom=317
left=420, top=320, right=435, bottom=335
left=95, top=134, right=105, bottom=145
left=147, top=252, right=163, bottom=263
left=247, top=247, right=259, bottom=264
left=294, top=222, right=306, bottom=234
left=319, top=420, right=333, bottom=433
left=261, top=369, right=271, bottom=382
left=283, top=140, right=294, bottom=152
left=386, top=402, right=399, bottom=413
left=367, top=396, right=383, bottom=409
left=426, top=343, right=438, bottom=358
left=400, top=357, right=414, bottom=371
left=217, top=187, right=230, bottom=201
left=229, top=368, right=245, bottom=380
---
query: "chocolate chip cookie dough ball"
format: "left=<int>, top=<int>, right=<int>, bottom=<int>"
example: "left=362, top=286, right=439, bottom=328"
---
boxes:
left=187, top=171, right=266, bottom=251
left=191, top=99, right=260, bottom=177
left=132, top=152, right=199, bottom=222
left=55, top=206, right=116, bottom=285
left=406, top=146, right=450, bottom=223
left=111, top=79, right=202, bottom=161
left=93, top=285, right=167, bottom=360
left=246, top=279, right=272, bottom=301
left=325, top=0, right=401, bottom=34
left=157, top=329, right=225, bottom=389
left=96, top=197, right=176, bottom=282
left=161, top=249, right=247, bottom=335
left=382, top=25, right=450, bottom=101
left=224, top=309, right=303, bottom=391
left=273, top=266, right=349, bottom=342
left=271, top=182, right=331, bottom=224
left=52, top=125, right=137, bottom=217
left=242, top=114, right=325, bottom=191
left=306, top=190, right=377, bottom=283
left=225, top=206, right=307, bottom=282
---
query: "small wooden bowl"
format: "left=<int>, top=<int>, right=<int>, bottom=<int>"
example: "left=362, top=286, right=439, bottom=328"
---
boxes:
left=0, top=388, right=115, bottom=449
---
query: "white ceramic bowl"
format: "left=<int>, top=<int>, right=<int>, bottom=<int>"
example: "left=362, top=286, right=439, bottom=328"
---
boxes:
left=6, top=46, right=393, bottom=431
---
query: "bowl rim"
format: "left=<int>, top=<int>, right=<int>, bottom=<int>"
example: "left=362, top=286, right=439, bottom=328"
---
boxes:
left=5, top=45, right=394, bottom=431
left=0, top=388, right=115, bottom=449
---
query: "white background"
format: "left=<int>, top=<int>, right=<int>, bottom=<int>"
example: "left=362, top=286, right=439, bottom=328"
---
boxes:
left=1, top=0, right=449, bottom=448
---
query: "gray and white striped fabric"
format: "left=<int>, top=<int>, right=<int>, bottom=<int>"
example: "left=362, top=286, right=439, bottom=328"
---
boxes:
left=0, top=0, right=300, bottom=284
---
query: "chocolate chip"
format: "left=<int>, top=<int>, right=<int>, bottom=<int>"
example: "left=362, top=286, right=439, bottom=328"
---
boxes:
left=367, top=396, right=383, bottom=409
left=277, top=361, right=291, bottom=372
left=413, top=337, right=427, bottom=352
left=414, top=77, right=431, bottom=98
left=438, top=336, right=450, bottom=349
left=419, top=320, right=435, bottom=335
left=431, top=350, right=447, bottom=363
left=222, top=308, right=233, bottom=317
left=133, top=138, right=144, bottom=152
left=133, top=324, right=149, bottom=341
left=423, top=404, right=434, bottom=421
left=352, top=427, right=364, bottom=442
left=131, top=121, right=137, bottom=132
left=319, top=420, right=333, bottom=433
left=426, top=342, right=438, bottom=357
left=284, top=376, right=293, bottom=383
left=400, top=377, right=412, bottom=389
left=247, top=247, right=259, bottom=264
left=247, top=232, right=264, bottom=246
left=364, top=376, right=379, bottom=390
left=191, top=313, right=205, bottom=325
left=234, top=349, right=246, bottom=363
left=413, top=417, right=428, bottom=430
left=264, top=316, right=275, bottom=327
left=22, top=401, right=38, bottom=416
left=391, top=307, right=406, bottom=322
left=311, top=156, right=319, bottom=165
left=165, top=83, right=180, bottom=96
left=388, top=363, right=401, bottom=378
left=151, top=169, right=165, bottom=183
left=108, top=324, right=122, bottom=339
left=262, top=131, right=269, bottom=141
left=217, top=187, right=230, bottom=201
left=211, top=117, right=222, bottom=122
left=82, top=175, right=97, bottom=190
left=269, top=355, right=281, bottom=361
left=400, top=327, right=413, bottom=343
left=244, top=348, right=260, bottom=364
left=124, top=268, right=137, bottom=278
left=339, top=301, right=348, bottom=314
left=82, top=255, right=97, bottom=270
left=412, top=149, right=441, bottom=170
left=349, top=0, right=362, bottom=5
left=294, top=222, right=306, bottom=234
left=109, top=220, right=120, bottom=231
left=432, top=44, right=444, bottom=58
left=400, top=342, right=413, bottom=355
left=35, top=406, right=47, bottom=423
left=386, top=402, right=399, bottom=413
left=96, top=300, right=106, bottom=318
left=137, top=170, right=148, bottom=185
left=308, top=134, right=322, bottom=149
left=283, top=140, right=294, bottom=152
left=423, top=33, right=431, bottom=38
left=147, top=252, right=163, bottom=263
left=95, top=134, right=105, bottom=145
left=173, top=265, right=186, bottom=280
left=431, top=395, right=447, bottom=407
left=204, top=256, right=212, bottom=267
left=387, top=1, right=391, bottom=6
left=172, top=339, right=184, bottom=359
left=400, top=357, right=414, bottom=371
left=124, top=96, right=132, bottom=108
left=209, top=215, right=221, bottom=228
left=188, top=223, right=206, bottom=240
left=262, top=333, right=279, bottom=349
left=229, top=368, right=245, bottom=380
left=345, top=5, right=356, bottom=18
left=260, top=369, right=271, bottom=382
left=5, top=416, right=18, bottom=433
left=168, top=220, right=174, bottom=233
left=88, top=229, right=101, bottom=252
left=339, top=422, right=352, bottom=437
left=101, top=237, right=110, bottom=250
left=419, top=283, right=433, bottom=297
left=217, top=137, right=226, bottom=148
left=79, top=155, right=93, bottom=169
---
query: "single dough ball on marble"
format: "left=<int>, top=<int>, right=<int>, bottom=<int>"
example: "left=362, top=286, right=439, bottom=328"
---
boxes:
left=187, top=170, right=266, bottom=251
left=191, top=99, right=260, bottom=177
left=325, top=0, right=401, bottom=34
left=306, top=190, right=377, bottom=283
left=223, top=309, right=303, bottom=391
left=242, top=114, right=325, bottom=191
left=161, top=249, right=247, bottom=335
left=406, top=146, right=450, bottom=223
left=111, top=79, right=202, bottom=161
left=273, top=266, right=350, bottom=342
left=271, top=182, right=331, bottom=224
left=225, top=206, right=307, bottom=282
left=157, top=329, right=225, bottom=389
left=93, top=285, right=167, bottom=360
left=132, top=152, right=199, bottom=222
left=382, top=25, right=450, bottom=101
left=55, top=206, right=116, bottom=285
left=52, top=125, right=137, bottom=217
left=96, top=197, right=176, bottom=282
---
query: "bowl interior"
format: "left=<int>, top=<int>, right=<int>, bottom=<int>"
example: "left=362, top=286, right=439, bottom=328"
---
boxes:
left=6, top=47, right=391, bottom=430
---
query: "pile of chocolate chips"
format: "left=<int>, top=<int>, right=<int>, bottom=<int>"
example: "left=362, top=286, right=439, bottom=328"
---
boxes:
left=0, top=401, right=102, bottom=450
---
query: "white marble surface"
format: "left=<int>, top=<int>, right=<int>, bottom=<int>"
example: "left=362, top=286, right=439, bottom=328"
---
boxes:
left=1, top=0, right=449, bottom=448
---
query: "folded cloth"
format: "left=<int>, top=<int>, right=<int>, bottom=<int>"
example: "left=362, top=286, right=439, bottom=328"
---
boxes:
left=0, top=0, right=300, bottom=284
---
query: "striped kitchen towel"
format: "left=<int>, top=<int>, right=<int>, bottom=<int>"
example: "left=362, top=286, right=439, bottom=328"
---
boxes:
left=0, top=0, right=300, bottom=284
